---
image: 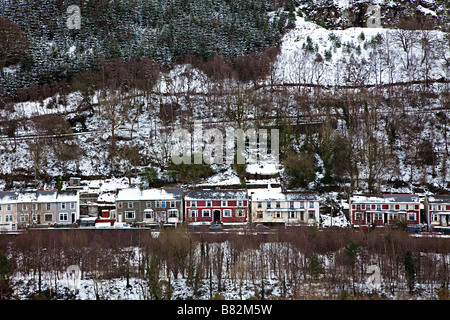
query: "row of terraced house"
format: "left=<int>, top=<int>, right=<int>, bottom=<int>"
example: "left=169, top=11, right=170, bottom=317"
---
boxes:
left=1, top=187, right=450, bottom=231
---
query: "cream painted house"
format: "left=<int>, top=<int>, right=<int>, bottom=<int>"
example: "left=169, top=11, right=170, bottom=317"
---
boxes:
left=249, top=186, right=320, bottom=225
left=0, top=192, right=18, bottom=231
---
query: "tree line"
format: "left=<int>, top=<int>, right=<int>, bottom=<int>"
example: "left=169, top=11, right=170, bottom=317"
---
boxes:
left=0, top=227, right=449, bottom=300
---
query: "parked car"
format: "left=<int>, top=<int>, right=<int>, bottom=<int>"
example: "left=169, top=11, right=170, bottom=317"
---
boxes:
left=360, top=225, right=370, bottom=231
left=406, top=225, right=422, bottom=233
left=209, top=223, right=223, bottom=231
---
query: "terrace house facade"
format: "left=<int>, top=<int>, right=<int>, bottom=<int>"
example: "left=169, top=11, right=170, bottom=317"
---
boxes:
left=0, top=192, right=18, bottom=231
left=425, top=195, right=450, bottom=229
left=184, top=189, right=248, bottom=225
left=250, top=187, right=320, bottom=225
left=116, top=188, right=183, bottom=226
left=16, top=190, right=79, bottom=228
left=349, top=194, right=421, bottom=227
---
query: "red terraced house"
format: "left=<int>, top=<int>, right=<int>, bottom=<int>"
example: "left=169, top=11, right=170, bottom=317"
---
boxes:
left=349, top=194, right=421, bottom=227
left=184, top=189, right=248, bottom=225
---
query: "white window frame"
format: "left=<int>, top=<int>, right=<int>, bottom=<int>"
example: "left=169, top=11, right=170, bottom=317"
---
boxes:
left=144, top=210, right=154, bottom=219
left=202, top=209, right=211, bottom=217
left=236, top=209, right=245, bottom=217
left=168, top=209, right=178, bottom=218
left=223, top=209, right=232, bottom=217
left=59, top=212, right=68, bottom=221
left=189, top=209, right=198, bottom=218
left=125, top=211, right=135, bottom=219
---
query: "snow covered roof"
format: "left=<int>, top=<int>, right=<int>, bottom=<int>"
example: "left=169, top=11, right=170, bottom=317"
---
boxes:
left=382, top=194, right=420, bottom=203
left=0, top=192, right=18, bottom=204
left=426, top=195, right=450, bottom=204
left=248, top=187, right=284, bottom=201
left=116, top=188, right=183, bottom=201
left=185, top=189, right=248, bottom=201
left=249, top=187, right=318, bottom=202
left=12, top=190, right=78, bottom=203
left=350, top=194, right=420, bottom=204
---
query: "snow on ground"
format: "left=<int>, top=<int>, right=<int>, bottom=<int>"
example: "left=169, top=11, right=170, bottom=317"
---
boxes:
left=274, top=15, right=448, bottom=86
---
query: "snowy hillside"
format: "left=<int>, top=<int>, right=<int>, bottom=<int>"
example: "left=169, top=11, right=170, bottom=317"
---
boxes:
left=0, top=3, right=449, bottom=197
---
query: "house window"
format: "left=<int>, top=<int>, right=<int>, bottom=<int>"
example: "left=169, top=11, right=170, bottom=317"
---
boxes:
left=257, top=211, right=263, bottom=219
left=125, top=211, right=135, bottom=219
left=47, top=203, right=51, bottom=210
left=170, top=201, right=176, bottom=208
left=189, top=210, right=198, bottom=218
left=289, top=211, right=297, bottom=218
left=431, top=214, right=439, bottom=222
left=70, top=202, right=76, bottom=210
left=356, top=204, right=361, bottom=210
left=236, top=209, right=245, bottom=217
left=257, top=202, right=262, bottom=208
left=45, top=214, right=52, bottom=222
left=61, top=203, right=66, bottom=210
left=237, top=201, right=243, bottom=207
left=59, top=213, right=68, bottom=221
left=168, top=210, right=178, bottom=218
left=6, top=204, right=11, bottom=211
left=0, top=204, right=2, bottom=211
left=146, top=202, right=152, bottom=208
left=22, top=204, right=27, bottom=210
left=376, top=204, right=381, bottom=211
left=118, top=202, right=122, bottom=209
left=206, top=201, right=212, bottom=207
left=221, top=201, right=227, bottom=207
left=275, top=211, right=282, bottom=218
left=223, top=209, right=232, bottom=217
left=400, top=204, right=406, bottom=211
left=355, top=213, right=363, bottom=220
left=309, top=202, right=314, bottom=208
left=408, top=213, right=415, bottom=221
left=161, top=201, right=166, bottom=208
left=144, top=210, right=154, bottom=219
left=20, top=214, right=28, bottom=222
left=127, top=202, right=133, bottom=209
left=374, top=213, right=383, bottom=220
left=202, top=209, right=211, bottom=217
left=267, top=201, right=271, bottom=208
left=191, top=201, right=196, bottom=207
left=300, top=201, right=305, bottom=209
left=276, top=202, right=281, bottom=208
left=308, top=211, right=315, bottom=219
left=5, top=214, right=13, bottom=223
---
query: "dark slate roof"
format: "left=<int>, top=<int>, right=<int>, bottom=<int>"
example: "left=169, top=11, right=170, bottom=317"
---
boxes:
left=284, top=192, right=318, bottom=201
left=185, top=189, right=248, bottom=200
left=0, top=191, right=18, bottom=202
left=427, top=195, right=450, bottom=203
left=382, top=194, right=420, bottom=203
left=163, top=188, right=183, bottom=200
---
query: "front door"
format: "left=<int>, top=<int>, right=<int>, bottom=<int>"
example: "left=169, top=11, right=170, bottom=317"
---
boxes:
left=213, top=210, right=221, bottom=223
